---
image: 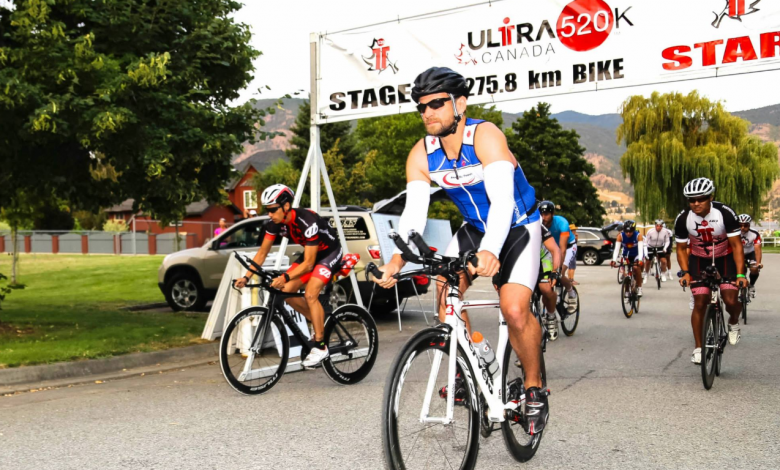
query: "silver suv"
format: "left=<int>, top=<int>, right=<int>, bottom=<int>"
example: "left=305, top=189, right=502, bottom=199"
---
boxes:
left=158, top=206, right=430, bottom=311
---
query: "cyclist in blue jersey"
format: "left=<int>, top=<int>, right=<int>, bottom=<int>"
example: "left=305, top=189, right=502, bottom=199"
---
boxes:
left=610, top=220, right=645, bottom=297
left=373, top=67, right=548, bottom=434
left=539, top=201, right=578, bottom=310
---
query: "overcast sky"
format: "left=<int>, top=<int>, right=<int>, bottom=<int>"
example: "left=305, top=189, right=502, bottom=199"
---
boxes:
left=235, top=0, right=780, bottom=116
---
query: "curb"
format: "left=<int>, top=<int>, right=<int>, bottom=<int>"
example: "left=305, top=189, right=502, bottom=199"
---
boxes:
left=0, top=342, right=218, bottom=388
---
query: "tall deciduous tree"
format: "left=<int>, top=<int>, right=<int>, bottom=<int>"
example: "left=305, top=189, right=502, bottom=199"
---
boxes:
left=618, top=91, right=779, bottom=220
left=1, top=0, right=270, bottom=281
left=506, top=103, right=605, bottom=226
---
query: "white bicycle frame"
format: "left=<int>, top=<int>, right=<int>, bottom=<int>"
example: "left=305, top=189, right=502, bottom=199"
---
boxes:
left=418, top=283, right=520, bottom=426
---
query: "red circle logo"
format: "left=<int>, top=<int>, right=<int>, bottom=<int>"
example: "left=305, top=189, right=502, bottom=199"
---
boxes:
left=556, top=0, right=614, bottom=52
left=702, top=220, right=709, bottom=227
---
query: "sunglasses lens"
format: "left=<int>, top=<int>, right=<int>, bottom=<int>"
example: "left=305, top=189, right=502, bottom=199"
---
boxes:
left=417, top=98, right=448, bottom=113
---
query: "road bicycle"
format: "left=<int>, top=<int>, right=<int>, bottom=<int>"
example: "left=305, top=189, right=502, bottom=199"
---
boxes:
left=378, top=231, right=548, bottom=469
left=219, top=252, right=378, bottom=395
left=738, top=260, right=760, bottom=325
left=553, top=275, right=580, bottom=336
left=648, top=247, right=664, bottom=290
left=682, top=265, right=730, bottom=390
left=615, top=258, right=640, bottom=318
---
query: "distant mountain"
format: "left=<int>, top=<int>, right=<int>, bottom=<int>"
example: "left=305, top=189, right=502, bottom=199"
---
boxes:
left=734, top=104, right=780, bottom=128
left=551, top=110, right=623, bottom=131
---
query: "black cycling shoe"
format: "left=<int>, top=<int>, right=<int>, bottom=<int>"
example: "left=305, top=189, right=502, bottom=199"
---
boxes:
left=523, top=387, right=550, bottom=435
left=439, top=373, right=467, bottom=406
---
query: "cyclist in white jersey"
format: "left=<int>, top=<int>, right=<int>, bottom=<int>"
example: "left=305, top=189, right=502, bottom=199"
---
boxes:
left=373, top=67, right=548, bottom=434
left=644, top=219, right=671, bottom=281
left=738, top=214, right=763, bottom=298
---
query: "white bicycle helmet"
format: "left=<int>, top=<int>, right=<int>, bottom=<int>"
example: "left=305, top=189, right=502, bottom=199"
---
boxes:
left=654, top=219, right=664, bottom=225
left=261, top=184, right=294, bottom=206
left=737, top=214, right=752, bottom=224
left=683, top=178, right=715, bottom=197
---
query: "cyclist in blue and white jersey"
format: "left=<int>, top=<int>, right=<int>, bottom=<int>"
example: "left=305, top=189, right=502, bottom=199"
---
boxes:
left=539, top=201, right=578, bottom=310
left=373, top=67, right=548, bottom=434
left=610, top=220, right=645, bottom=297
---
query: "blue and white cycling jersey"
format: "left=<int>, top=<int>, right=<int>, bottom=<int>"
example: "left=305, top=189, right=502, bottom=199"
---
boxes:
left=425, top=118, right=539, bottom=232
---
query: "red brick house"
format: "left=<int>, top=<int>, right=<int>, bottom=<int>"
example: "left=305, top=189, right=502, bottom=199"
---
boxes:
left=105, top=150, right=288, bottom=246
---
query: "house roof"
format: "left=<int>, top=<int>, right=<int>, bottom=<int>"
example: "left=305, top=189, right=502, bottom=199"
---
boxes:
left=105, top=199, right=238, bottom=216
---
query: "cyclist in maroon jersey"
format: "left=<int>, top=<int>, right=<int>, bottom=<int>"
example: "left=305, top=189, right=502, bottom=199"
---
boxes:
left=674, top=178, right=748, bottom=365
left=234, top=184, right=343, bottom=368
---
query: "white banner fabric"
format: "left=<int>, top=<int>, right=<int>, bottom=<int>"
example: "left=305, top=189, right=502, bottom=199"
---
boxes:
left=315, top=0, right=780, bottom=123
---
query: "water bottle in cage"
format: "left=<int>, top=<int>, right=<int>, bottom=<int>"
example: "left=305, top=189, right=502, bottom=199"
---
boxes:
left=471, top=331, right=499, bottom=382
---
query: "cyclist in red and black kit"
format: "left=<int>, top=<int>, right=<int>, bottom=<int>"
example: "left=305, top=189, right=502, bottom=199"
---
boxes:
left=234, top=184, right=343, bottom=368
left=674, top=178, right=748, bottom=365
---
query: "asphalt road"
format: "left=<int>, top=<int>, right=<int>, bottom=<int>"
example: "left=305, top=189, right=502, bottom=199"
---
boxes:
left=2, top=256, right=779, bottom=470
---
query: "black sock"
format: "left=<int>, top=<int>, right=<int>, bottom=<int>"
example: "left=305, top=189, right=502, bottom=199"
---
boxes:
left=749, top=272, right=759, bottom=286
left=315, top=338, right=326, bottom=350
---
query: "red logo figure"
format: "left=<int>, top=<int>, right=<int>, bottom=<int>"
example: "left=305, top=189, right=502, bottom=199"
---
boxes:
left=362, top=38, right=399, bottom=74
left=712, top=0, right=761, bottom=28
left=454, top=44, right=477, bottom=65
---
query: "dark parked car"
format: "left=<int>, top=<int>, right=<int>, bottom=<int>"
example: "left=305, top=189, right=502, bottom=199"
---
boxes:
left=575, top=226, right=615, bottom=265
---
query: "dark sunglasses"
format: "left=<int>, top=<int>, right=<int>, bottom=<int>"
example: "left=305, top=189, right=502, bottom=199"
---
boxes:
left=416, top=97, right=450, bottom=114
left=687, top=196, right=710, bottom=204
left=266, top=205, right=283, bottom=214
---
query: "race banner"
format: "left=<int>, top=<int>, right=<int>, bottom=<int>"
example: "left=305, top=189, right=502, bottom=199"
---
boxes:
left=314, top=0, right=780, bottom=123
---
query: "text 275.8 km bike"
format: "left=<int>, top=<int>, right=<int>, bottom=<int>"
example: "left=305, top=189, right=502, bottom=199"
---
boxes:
left=378, top=231, right=548, bottom=469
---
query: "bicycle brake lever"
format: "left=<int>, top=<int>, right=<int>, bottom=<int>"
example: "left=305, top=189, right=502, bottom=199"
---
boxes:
left=389, top=231, right=420, bottom=264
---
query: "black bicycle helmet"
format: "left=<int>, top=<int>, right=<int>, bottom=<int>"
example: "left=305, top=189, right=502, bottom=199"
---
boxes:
left=539, top=201, right=555, bottom=214
left=411, top=67, right=469, bottom=103
left=623, top=220, right=636, bottom=231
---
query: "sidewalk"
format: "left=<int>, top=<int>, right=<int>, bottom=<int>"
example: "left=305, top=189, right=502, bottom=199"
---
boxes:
left=0, top=342, right=218, bottom=395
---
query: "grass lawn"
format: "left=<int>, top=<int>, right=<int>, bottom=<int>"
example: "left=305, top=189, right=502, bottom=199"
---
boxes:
left=0, top=254, right=208, bottom=368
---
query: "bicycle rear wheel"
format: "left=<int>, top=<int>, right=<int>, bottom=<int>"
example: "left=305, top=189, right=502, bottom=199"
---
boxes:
left=500, top=340, right=545, bottom=463
left=321, top=304, right=378, bottom=385
left=621, top=278, right=634, bottom=318
left=701, top=305, right=717, bottom=390
left=219, top=307, right=289, bottom=395
left=382, top=327, right=480, bottom=470
left=560, top=286, right=579, bottom=336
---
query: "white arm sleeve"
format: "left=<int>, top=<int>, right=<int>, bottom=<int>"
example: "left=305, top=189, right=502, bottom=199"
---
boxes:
left=638, top=240, right=645, bottom=259
left=663, top=232, right=670, bottom=251
left=393, top=180, right=431, bottom=255
left=612, top=241, right=622, bottom=262
left=478, top=161, right=516, bottom=258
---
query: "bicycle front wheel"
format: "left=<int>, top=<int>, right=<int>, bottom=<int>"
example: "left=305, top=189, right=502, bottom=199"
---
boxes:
left=701, top=305, right=717, bottom=390
left=321, top=304, right=378, bottom=385
left=655, top=260, right=661, bottom=290
left=621, top=278, right=634, bottom=318
left=501, top=340, right=545, bottom=463
left=219, top=306, right=289, bottom=395
left=740, top=287, right=748, bottom=325
left=382, top=327, right=480, bottom=470
left=560, top=286, right=579, bottom=336
left=617, top=266, right=625, bottom=284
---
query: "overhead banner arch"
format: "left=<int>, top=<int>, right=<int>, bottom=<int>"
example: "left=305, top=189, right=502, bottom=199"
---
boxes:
left=313, top=0, right=780, bottom=124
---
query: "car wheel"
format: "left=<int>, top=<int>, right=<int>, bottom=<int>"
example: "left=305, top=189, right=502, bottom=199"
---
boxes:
left=581, top=248, right=599, bottom=266
left=165, top=273, right=207, bottom=311
left=329, top=281, right=351, bottom=310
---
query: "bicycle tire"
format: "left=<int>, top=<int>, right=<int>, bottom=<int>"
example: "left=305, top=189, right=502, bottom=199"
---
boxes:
left=701, top=305, right=717, bottom=390
left=500, top=340, right=546, bottom=463
left=621, top=278, right=634, bottom=318
left=321, top=304, right=378, bottom=385
left=740, top=287, right=748, bottom=325
left=219, top=306, right=289, bottom=395
left=715, top=307, right=726, bottom=377
left=560, top=286, right=579, bottom=336
left=617, top=265, right=625, bottom=284
left=655, top=259, right=661, bottom=290
left=381, top=327, right=480, bottom=470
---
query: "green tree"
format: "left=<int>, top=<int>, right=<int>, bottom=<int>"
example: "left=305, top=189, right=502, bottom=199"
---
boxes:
left=286, top=100, right=357, bottom=170
left=618, top=91, right=780, bottom=220
left=506, top=103, right=605, bottom=226
left=1, top=0, right=272, bottom=226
